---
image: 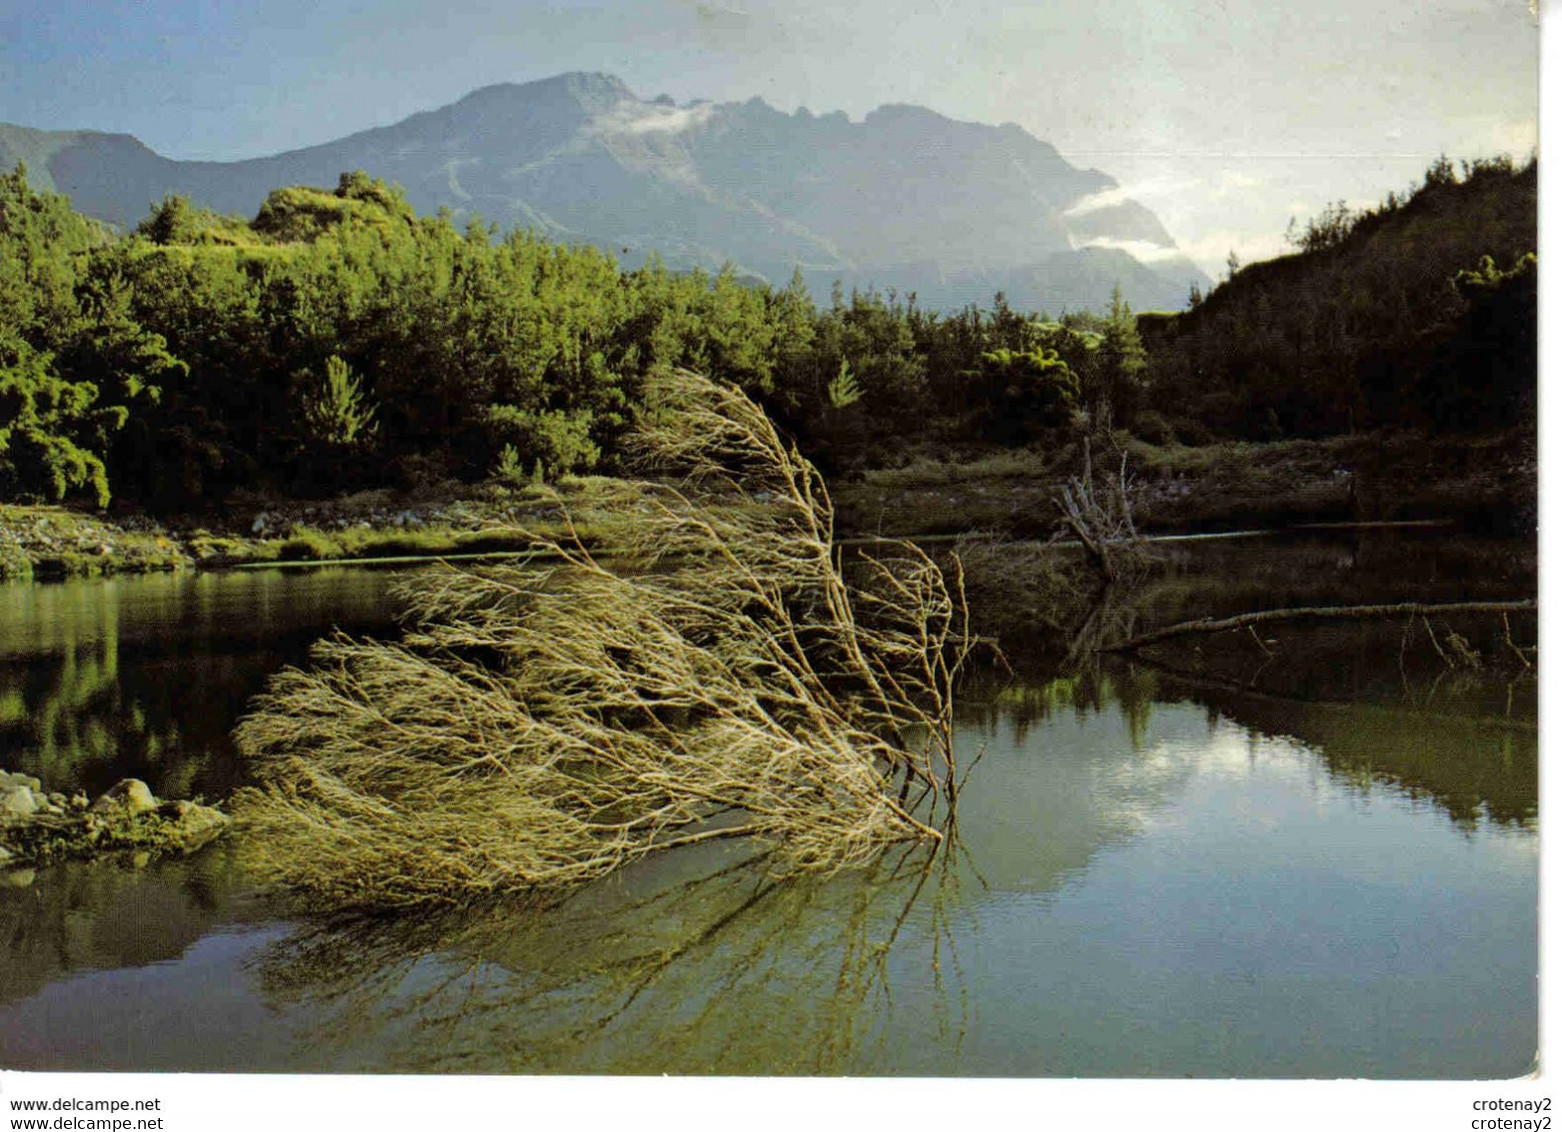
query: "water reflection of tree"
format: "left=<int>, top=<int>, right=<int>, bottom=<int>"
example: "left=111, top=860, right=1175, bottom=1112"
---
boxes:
left=0, top=620, right=421, bottom=802
left=0, top=572, right=413, bottom=801
left=961, top=530, right=1535, bottom=675
left=974, top=626, right=1536, bottom=832
left=961, top=531, right=1537, bottom=831
left=962, top=665, right=1159, bottom=753
left=253, top=837, right=973, bottom=1074
left=0, top=576, right=208, bottom=795
left=0, top=852, right=236, bottom=1007
left=1143, top=666, right=1536, bottom=829
left=0, top=641, right=222, bottom=799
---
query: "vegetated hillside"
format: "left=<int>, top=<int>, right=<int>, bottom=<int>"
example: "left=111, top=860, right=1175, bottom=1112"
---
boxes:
left=0, top=72, right=1207, bottom=313
left=1138, top=157, right=1536, bottom=440
left=4, top=146, right=1535, bottom=542
left=0, top=162, right=1164, bottom=515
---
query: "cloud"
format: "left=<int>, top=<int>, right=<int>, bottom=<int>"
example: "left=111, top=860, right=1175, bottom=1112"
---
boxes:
left=1484, top=116, right=1537, bottom=155
left=1072, top=237, right=1186, bottom=264
left=597, top=102, right=716, bottom=136
left=1216, top=169, right=1263, bottom=192
left=1063, top=175, right=1201, bottom=217
left=1176, top=229, right=1291, bottom=276
left=1062, top=186, right=1131, bottom=217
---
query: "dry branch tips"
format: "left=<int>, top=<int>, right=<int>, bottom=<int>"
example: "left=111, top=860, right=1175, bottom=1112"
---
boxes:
left=233, top=371, right=975, bottom=911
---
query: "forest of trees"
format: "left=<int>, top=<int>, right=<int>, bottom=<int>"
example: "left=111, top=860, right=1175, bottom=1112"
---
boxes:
left=0, top=155, right=1537, bottom=513
left=1142, top=155, right=1536, bottom=441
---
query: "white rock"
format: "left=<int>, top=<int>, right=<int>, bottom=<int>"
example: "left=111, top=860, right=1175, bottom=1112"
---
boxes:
left=1, top=786, right=39, bottom=819
left=90, top=778, right=159, bottom=816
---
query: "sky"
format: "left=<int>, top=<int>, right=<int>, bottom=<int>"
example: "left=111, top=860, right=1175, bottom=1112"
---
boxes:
left=0, top=0, right=1539, bottom=278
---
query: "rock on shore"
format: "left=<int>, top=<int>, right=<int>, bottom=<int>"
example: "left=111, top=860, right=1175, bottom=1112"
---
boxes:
left=0, top=771, right=231, bottom=881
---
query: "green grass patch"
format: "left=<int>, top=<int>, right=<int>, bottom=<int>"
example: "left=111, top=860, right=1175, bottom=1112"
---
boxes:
left=242, top=521, right=574, bottom=567
left=0, top=504, right=188, bottom=580
left=275, top=529, right=344, bottom=562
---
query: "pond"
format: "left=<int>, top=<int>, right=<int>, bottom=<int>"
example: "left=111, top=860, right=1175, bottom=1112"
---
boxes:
left=0, top=532, right=1538, bottom=1076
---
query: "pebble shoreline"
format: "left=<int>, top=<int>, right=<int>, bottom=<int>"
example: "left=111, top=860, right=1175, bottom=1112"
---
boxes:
left=0, top=770, right=232, bottom=884
left=0, top=488, right=563, bottom=580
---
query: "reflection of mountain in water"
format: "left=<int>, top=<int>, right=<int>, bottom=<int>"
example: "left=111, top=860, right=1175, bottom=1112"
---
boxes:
left=953, top=670, right=1196, bottom=892
left=964, top=529, right=1536, bottom=832
left=980, top=658, right=1535, bottom=832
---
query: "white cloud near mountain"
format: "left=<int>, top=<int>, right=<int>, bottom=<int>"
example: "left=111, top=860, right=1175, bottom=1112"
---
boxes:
left=1176, top=229, right=1290, bottom=272
left=597, top=103, right=716, bottom=135
left=1070, top=237, right=1185, bottom=264
left=1066, top=168, right=1264, bottom=221
left=1063, top=176, right=1200, bottom=218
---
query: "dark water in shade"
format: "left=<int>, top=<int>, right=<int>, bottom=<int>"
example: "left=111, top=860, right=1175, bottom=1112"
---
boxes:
left=0, top=535, right=1537, bottom=1076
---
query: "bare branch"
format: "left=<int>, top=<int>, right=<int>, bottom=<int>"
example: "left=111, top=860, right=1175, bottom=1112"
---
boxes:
left=233, top=371, right=975, bottom=912
left=1102, top=600, right=1536, bottom=653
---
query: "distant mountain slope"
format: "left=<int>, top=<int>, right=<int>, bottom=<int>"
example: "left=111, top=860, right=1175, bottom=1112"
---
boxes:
left=2, top=72, right=1208, bottom=312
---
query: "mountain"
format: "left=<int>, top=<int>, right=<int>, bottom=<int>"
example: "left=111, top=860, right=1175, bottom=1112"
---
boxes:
left=0, top=72, right=1208, bottom=312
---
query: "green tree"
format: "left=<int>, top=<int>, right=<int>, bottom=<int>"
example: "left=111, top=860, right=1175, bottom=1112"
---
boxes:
left=0, top=164, right=161, bottom=506
left=826, top=357, right=861, bottom=409
left=0, top=162, right=101, bottom=346
left=967, top=346, right=1079, bottom=445
left=1424, top=153, right=1457, bottom=188
left=766, top=268, right=817, bottom=411
left=484, top=404, right=599, bottom=478
left=297, top=355, right=379, bottom=450
left=1285, top=200, right=1358, bottom=252
left=1094, top=285, right=1149, bottom=427
left=0, top=335, right=113, bottom=506
left=137, top=195, right=201, bottom=245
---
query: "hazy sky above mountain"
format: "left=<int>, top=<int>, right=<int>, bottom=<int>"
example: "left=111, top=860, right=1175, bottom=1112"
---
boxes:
left=0, top=0, right=1537, bottom=278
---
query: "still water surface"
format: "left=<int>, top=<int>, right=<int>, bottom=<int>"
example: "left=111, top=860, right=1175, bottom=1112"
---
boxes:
left=0, top=535, right=1537, bottom=1076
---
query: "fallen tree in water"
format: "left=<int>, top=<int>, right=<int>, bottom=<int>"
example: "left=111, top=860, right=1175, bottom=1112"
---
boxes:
left=233, top=371, right=975, bottom=912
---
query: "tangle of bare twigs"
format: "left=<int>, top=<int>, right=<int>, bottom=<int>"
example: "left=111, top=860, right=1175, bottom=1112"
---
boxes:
left=233, top=371, right=976, bottom=911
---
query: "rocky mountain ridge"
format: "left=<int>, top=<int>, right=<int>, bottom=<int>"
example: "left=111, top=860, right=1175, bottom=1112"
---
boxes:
left=1, top=71, right=1207, bottom=312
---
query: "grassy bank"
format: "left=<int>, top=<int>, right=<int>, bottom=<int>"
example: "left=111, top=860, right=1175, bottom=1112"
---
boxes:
left=831, top=427, right=1536, bottom=540
left=0, top=505, right=190, bottom=581
left=0, top=429, right=1535, bottom=582
left=0, top=479, right=604, bottom=581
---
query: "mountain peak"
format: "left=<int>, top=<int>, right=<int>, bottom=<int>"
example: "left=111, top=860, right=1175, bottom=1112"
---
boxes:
left=10, top=73, right=1207, bottom=311
left=455, top=72, right=635, bottom=115
left=865, top=103, right=950, bottom=125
